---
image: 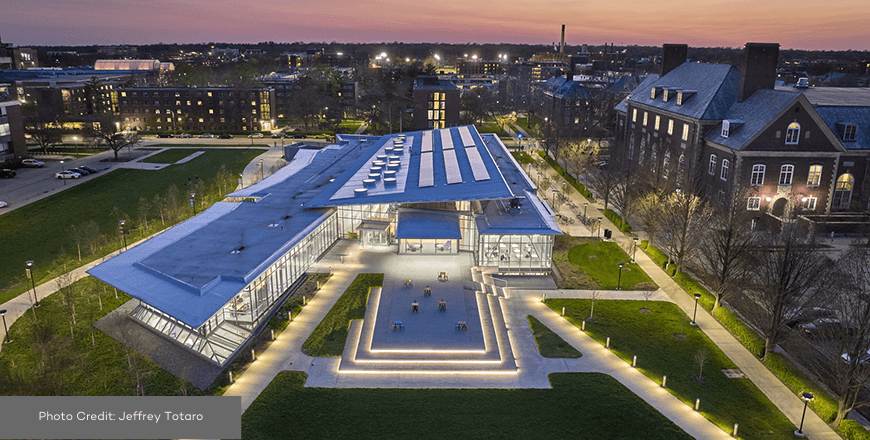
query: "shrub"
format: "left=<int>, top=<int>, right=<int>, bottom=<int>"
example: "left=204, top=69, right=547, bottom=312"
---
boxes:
left=714, top=307, right=765, bottom=358
left=603, top=209, right=632, bottom=233
left=839, top=420, right=870, bottom=440
left=640, top=240, right=649, bottom=250
left=672, top=272, right=715, bottom=311
left=643, top=243, right=669, bottom=269
left=763, top=352, right=838, bottom=424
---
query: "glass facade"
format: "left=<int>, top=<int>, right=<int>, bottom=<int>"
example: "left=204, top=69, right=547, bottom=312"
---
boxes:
left=478, top=234, right=554, bottom=274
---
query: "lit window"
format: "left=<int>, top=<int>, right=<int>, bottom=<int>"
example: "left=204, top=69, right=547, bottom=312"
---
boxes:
left=802, top=197, right=817, bottom=210
left=708, top=154, right=717, bottom=175
left=198, top=118, right=203, bottom=123
left=632, top=109, right=637, bottom=122
left=668, top=119, right=674, bottom=135
left=197, top=101, right=202, bottom=105
left=654, top=115, right=660, bottom=130
left=155, top=109, right=161, bottom=114
left=643, top=111, right=648, bottom=126
left=187, top=101, right=191, bottom=105
left=750, top=165, right=765, bottom=185
left=785, top=122, right=800, bottom=145
left=747, top=197, right=761, bottom=210
left=208, top=92, right=213, bottom=97
left=682, top=124, right=689, bottom=141
left=720, top=159, right=729, bottom=180
left=721, top=120, right=730, bottom=138
left=807, top=165, right=822, bottom=186
left=779, top=164, right=794, bottom=185
left=251, top=101, right=256, bottom=106
left=209, top=109, right=214, bottom=114
left=121, top=92, right=126, bottom=97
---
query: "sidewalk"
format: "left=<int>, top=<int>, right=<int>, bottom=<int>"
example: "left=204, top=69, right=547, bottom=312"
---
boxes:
left=545, top=161, right=840, bottom=439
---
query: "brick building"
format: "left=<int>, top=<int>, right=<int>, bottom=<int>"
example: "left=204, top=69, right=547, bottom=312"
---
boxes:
left=0, top=100, right=28, bottom=163
left=614, top=43, right=870, bottom=220
left=412, top=76, right=460, bottom=130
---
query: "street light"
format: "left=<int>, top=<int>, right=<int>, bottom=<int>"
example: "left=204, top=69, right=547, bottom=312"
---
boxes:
left=691, top=293, right=701, bottom=326
left=584, top=202, right=589, bottom=218
left=632, top=237, right=639, bottom=263
left=0, top=309, right=9, bottom=344
left=60, top=160, right=66, bottom=186
left=118, top=220, right=127, bottom=251
left=190, top=192, right=197, bottom=215
left=25, top=260, right=39, bottom=307
left=552, top=189, right=557, bottom=208
left=617, top=262, right=624, bottom=290
left=597, top=217, right=603, bottom=238
left=73, top=136, right=79, bottom=156
left=796, top=392, right=814, bottom=437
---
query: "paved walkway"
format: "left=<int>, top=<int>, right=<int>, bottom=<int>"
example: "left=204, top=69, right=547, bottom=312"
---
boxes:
left=354, top=122, right=368, bottom=134
left=537, top=154, right=840, bottom=439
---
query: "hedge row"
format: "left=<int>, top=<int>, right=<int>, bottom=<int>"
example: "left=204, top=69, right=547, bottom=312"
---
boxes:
left=672, top=272, right=715, bottom=311
left=603, top=209, right=632, bottom=233
left=536, top=150, right=596, bottom=202
left=763, top=353, right=839, bottom=424
left=840, top=420, right=870, bottom=440
left=641, top=240, right=669, bottom=269
left=713, top=307, right=765, bottom=358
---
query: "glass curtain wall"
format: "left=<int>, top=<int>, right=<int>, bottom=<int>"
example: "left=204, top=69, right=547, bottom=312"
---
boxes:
left=478, top=234, right=554, bottom=274
left=337, top=204, right=393, bottom=239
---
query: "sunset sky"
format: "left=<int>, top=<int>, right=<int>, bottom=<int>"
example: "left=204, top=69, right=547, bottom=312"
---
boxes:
left=5, top=0, right=869, bottom=50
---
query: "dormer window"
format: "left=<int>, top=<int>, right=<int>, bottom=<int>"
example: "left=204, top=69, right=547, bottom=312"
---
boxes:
left=677, top=90, right=696, bottom=105
left=785, top=122, right=800, bottom=145
left=837, top=123, right=857, bottom=142
left=651, top=86, right=663, bottom=99
left=721, top=120, right=730, bottom=138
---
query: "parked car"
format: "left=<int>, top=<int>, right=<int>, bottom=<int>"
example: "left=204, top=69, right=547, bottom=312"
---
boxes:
left=0, top=201, right=7, bottom=208
left=248, top=133, right=264, bottom=138
left=199, top=133, right=214, bottom=138
left=79, top=166, right=98, bottom=174
left=68, top=167, right=90, bottom=176
left=218, top=134, right=234, bottom=139
left=271, top=132, right=287, bottom=138
left=292, top=133, right=307, bottom=139
left=785, top=307, right=836, bottom=327
left=841, top=349, right=870, bottom=364
left=55, top=170, right=81, bottom=179
left=800, top=317, right=848, bottom=338
left=178, top=133, right=193, bottom=138
left=0, top=169, right=16, bottom=178
left=21, top=159, right=45, bottom=167
left=157, top=133, right=175, bottom=138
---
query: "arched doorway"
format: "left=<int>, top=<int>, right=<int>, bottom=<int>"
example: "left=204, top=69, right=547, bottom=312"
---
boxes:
left=833, top=173, right=854, bottom=210
left=771, top=198, right=788, bottom=217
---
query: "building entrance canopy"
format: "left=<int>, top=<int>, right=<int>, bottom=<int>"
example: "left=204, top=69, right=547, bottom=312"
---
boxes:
left=395, top=210, right=461, bottom=239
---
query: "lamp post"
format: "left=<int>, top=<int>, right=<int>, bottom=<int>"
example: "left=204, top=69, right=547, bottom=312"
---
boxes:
left=632, top=237, right=639, bottom=263
left=518, top=133, right=523, bottom=151
left=0, top=309, right=9, bottom=344
left=552, top=189, right=557, bottom=208
left=617, top=262, right=624, bottom=290
left=190, top=193, right=197, bottom=215
left=597, top=217, right=603, bottom=238
left=73, top=136, right=79, bottom=156
left=584, top=202, right=588, bottom=218
left=118, top=220, right=127, bottom=251
left=25, top=260, right=39, bottom=307
left=691, top=293, right=701, bottom=326
left=60, top=160, right=66, bottom=186
left=795, top=392, right=814, bottom=437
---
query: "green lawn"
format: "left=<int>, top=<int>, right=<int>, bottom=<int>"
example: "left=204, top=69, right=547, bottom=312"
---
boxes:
left=475, top=121, right=509, bottom=137
left=0, top=276, right=200, bottom=396
left=242, top=371, right=692, bottom=440
left=0, top=149, right=262, bottom=304
left=527, top=315, right=581, bottom=358
left=140, top=149, right=202, bottom=164
left=546, top=299, right=796, bottom=439
left=510, top=151, right=536, bottom=165
left=567, top=242, right=657, bottom=290
left=301, top=273, right=383, bottom=357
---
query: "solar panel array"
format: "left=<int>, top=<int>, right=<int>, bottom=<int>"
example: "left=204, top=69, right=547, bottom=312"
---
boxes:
left=458, top=126, right=475, bottom=147
left=419, top=151, right=434, bottom=187
left=443, top=148, right=462, bottom=184
left=439, top=128, right=454, bottom=150
left=421, top=130, right=433, bottom=153
left=465, top=145, right=491, bottom=181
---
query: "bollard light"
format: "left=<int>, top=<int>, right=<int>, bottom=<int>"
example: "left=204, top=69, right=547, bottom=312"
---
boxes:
left=303, top=295, right=306, bottom=305
left=561, top=306, right=565, bottom=316
left=632, top=355, right=637, bottom=368
left=251, top=349, right=256, bottom=361
left=228, top=371, right=234, bottom=383
left=542, top=293, right=546, bottom=302
left=733, top=423, right=739, bottom=437
left=271, top=329, right=276, bottom=340
left=605, top=337, right=610, bottom=349
left=661, top=375, right=667, bottom=388
left=695, top=398, right=700, bottom=411
left=581, top=320, right=586, bottom=331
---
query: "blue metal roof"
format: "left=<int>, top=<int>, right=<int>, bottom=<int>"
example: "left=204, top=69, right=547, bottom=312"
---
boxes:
left=395, top=210, right=461, bottom=239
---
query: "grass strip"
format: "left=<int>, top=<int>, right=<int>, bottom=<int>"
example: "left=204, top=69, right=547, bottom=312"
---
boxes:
left=568, top=241, right=657, bottom=290
left=527, top=315, right=582, bottom=358
left=301, top=273, right=383, bottom=357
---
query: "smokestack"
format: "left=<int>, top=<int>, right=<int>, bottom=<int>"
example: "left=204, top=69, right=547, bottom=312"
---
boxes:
left=661, top=43, right=688, bottom=77
left=738, top=42, right=780, bottom=102
left=560, top=25, right=565, bottom=54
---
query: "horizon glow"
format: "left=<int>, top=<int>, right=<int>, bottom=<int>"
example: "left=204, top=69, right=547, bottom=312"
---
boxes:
left=4, top=0, right=869, bottom=51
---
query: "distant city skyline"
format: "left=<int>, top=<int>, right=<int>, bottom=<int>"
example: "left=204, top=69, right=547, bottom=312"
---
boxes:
left=4, top=0, right=869, bottom=51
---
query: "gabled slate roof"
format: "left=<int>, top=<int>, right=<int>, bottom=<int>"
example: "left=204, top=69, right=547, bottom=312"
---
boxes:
left=814, top=106, right=870, bottom=150
left=704, top=89, right=801, bottom=150
left=615, top=74, right=659, bottom=114
left=625, top=63, right=740, bottom=120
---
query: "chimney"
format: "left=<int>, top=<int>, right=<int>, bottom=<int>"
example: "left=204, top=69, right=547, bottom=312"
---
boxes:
left=661, top=44, right=688, bottom=77
left=560, top=25, right=566, bottom=54
left=738, top=42, right=780, bottom=102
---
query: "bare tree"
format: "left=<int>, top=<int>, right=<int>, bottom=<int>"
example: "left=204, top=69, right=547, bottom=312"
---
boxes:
left=634, top=191, right=665, bottom=246
left=137, top=197, right=151, bottom=230
left=660, top=190, right=711, bottom=273
left=56, top=272, right=76, bottom=337
left=81, top=220, right=101, bottom=255
left=107, top=314, right=146, bottom=396
left=694, top=348, right=710, bottom=381
left=23, top=105, right=63, bottom=154
left=641, top=290, right=654, bottom=311
left=68, top=224, right=84, bottom=262
left=743, top=224, right=831, bottom=359
left=84, top=112, right=143, bottom=161
left=695, top=194, right=755, bottom=311
left=610, top=169, right=638, bottom=231
left=588, top=289, right=601, bottom=321
left=586, top=166, right=617, bottom=212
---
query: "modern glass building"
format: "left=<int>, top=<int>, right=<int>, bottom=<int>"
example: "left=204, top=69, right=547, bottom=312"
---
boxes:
left=89, top=125, right=560, bottom=366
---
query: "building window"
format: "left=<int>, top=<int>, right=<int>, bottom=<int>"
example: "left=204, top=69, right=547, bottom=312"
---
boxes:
left=643, top=111, right=648, bottom=126
left=668, top=119, right=674, bottom=135
left=802, top=197, right=817, bottom=211
left=843, top=124, right=857, bottom=141
left=198, top=118, right=204, bottom=123
left=720, top=159, right=729, bottom=181
left=682, top=124, right=689, bottom=141
left=678, top=154, right=685, bottom=177
left=708, top=154, right=717, bottom=175
left=721, top=120, right=730, bottom=138
left=650, top=148, right=657, bottom=171
left=779, top=164, right=794, bottom=185
left=785, top=122, right=800, bottom=145
left=833, top=173, right=854, bottom=209
left=662, top=150, right=671, bottom=178
left=747, top=197, right=761, bottom=210
left=632, top=109, right=637, bottom=122
left=807, top=165, right=822, bottom=186
left=750, top=164, right=765, bottom=185
left=638, top=138, right=646, bottom=164
left=628, top=135, right=635, bottom=159
left=654, top=115, right=660, bottom=130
